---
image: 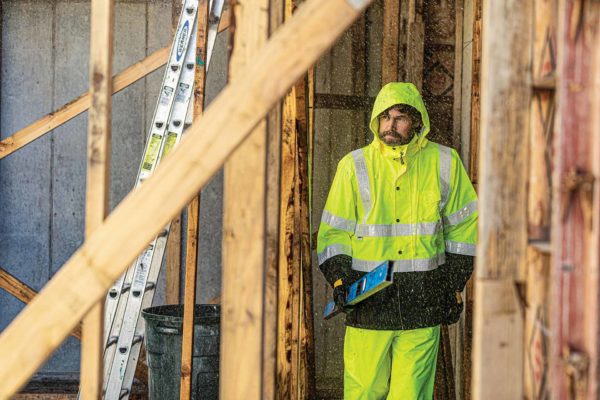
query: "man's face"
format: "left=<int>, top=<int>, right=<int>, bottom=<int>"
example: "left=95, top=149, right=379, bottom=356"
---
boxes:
left=378, top=107, right=418, bottom=146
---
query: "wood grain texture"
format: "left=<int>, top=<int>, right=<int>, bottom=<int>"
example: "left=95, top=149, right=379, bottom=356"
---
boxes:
left=0, top=0, right=372, bottom=396
left=263, top=1, right=284, bottom=399
left=468, top=0, right=482, bottom=184
left=81, top=1, right=114, bottom=397
left=405, top=0, right=424, bottom=91
left=472, top=0, right=532, bottom=398
left=382, top=0, right=400, bottom=84
left=0, top=12, right=232, bottom=161
left=180, top=1, right=209, bottom=398
left=221, top=0, right=269, bottom=399
left=525, top=1, right=556, bottom=398
left=0, top=267, right=152, bottom=383
left=550, top=2, right=600, bottom=397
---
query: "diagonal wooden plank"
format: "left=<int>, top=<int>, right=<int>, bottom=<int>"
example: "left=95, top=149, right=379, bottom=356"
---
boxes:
left=0, top=266, right=149, bottom=384
left=0, top=14, right=231, bottom=161
left=0, top=47, right=167, bottom=160
left=0, top=0, right=372, bottom=397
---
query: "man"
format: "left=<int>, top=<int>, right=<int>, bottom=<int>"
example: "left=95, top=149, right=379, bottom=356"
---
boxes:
left=317, top=82, right=477, bottom=399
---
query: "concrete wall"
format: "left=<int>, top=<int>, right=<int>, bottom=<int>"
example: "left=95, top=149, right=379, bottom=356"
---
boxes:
left=0, top=0, right=228, bottom=376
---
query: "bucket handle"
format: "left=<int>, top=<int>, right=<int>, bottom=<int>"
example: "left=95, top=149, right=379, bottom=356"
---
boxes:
left=156, top=323, right=181, bottom=335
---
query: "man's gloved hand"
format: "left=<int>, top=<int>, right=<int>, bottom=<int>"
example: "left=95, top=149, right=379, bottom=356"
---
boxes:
left=333, top=279, right=354, bottom=313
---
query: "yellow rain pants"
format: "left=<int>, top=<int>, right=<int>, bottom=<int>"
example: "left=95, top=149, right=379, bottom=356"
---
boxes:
left=344, top=325, right=440, bottom=400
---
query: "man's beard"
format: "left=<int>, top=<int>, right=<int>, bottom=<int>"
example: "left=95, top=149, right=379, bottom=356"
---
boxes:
left=378, top=130, right=416, bottom=146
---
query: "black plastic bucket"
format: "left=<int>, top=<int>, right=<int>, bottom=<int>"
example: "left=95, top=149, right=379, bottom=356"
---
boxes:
left=142, top=304, right=220, bottom=400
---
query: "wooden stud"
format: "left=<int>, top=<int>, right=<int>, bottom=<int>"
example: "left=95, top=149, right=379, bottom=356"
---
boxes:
left=524, top=1, right=556, bottom=398
left=80, top=0, right=114, bottom=398
left=263, top=1, right=284, bottom=398
left=165, top=215, right=182, bottom=304
left=452, top=0, right=464, bottom=150
left=550, top=2, right=600, bottom=398
left=221, top=0, right=270, bottom=399
left=298, top=66, right=316, bottom=399
left=0, top=1, right=373, bottom=396
left=405, top=0, right=425, bottom=91
left=471, top=0, right=532, bottom=398
left=0, top=267, right=151, bottom=383
left=382, top=0, right=400, bottom=84
left=179, top=0, right=209, bottom=398
left=468, top=0, right=482, bottom=185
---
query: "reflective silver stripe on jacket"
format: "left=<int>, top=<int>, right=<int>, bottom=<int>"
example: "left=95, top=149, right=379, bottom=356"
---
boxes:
left=445, top=241, right=476, bottom=256
left=351, top=253, right=446, bottom=273
left=439, top=144, right=452, bottom=211
left=351, top=149, right=372, bottom=224
left=318, top=244, right=352, bottom=265
left=443, top=200, right=477, bottom=226
left=321, top=210, right=356, bottom=233
left=354, top=220, right=442, bottom=237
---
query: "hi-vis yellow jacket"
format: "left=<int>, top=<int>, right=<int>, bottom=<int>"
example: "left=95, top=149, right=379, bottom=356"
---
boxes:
left=317, top=83, right=477, bottom=329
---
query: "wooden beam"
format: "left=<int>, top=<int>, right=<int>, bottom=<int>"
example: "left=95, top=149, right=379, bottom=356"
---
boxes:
left=0, top=12, right=233, bottom=162
left=0, top=268, right=81, bottom=341
left=0, top=47, right=168, bottom=160
left=277, top=45, right=299, bottom=400
left=0, top=0, right=372, bottom=396
left=298, top=67, right=316, bottom=399
left=0, top=267, right=153, bottom=383
left=471, top=0, right=532, bottom=398
left=179, top=1, right=209, bottom=398
left=165, top=215, right=182, bottom=304
left=468, top=0, right=482, bottom=184
left=405, top=0, right=425, bottom=91
left=80, top=0, right=114, bottom=398
left=262, top=0, right=284, bottom=398
left=221, top=0, right=271, bottom=398
left=524, top=1, right=555, bottom=397
left=382, top=0, right=400, bottom=84
left=550, top=2, right=600, bottom=398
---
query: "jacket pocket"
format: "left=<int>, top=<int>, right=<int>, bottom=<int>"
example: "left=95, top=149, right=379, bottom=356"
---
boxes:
left=419, top=190, right=441, bottom=221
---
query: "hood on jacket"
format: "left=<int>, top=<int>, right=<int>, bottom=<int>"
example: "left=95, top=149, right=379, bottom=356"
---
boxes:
left=369, top=82, right=431, bottom=148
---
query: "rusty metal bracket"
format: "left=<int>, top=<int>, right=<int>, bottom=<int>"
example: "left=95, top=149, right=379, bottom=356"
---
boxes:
left=562, top=346, right=589, bottom=399
left=560, top=169, right=595, bottom=228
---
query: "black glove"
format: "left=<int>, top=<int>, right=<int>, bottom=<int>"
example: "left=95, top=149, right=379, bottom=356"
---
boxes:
left=442, top=291, right=464, bottom=325
left=333, top=282, right=354, bottom=314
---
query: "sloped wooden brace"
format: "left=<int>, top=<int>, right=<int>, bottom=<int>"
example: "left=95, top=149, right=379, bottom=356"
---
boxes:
left=0, top=15, right=232, bottom=161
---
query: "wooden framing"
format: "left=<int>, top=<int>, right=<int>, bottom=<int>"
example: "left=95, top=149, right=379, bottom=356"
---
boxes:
left=524, top=1, right=555, bottom=399
left=0, top=267, right=153, bottom=385
left=179, top=1, right=209, bottom=398
left=382, top=0, right=400, bottom=84
left=405, top=0, right=425, bottom=90
left=221, top=0, right=270, bottom=398
left=549, top=2, right=600, bottom=398
left=263, top=2, right=284, bottom=399
left=80, top=0, right=114, bottom=398
left=0, top=1, right=372, bottom=395
left=471, top=1, right=532, bottom=398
